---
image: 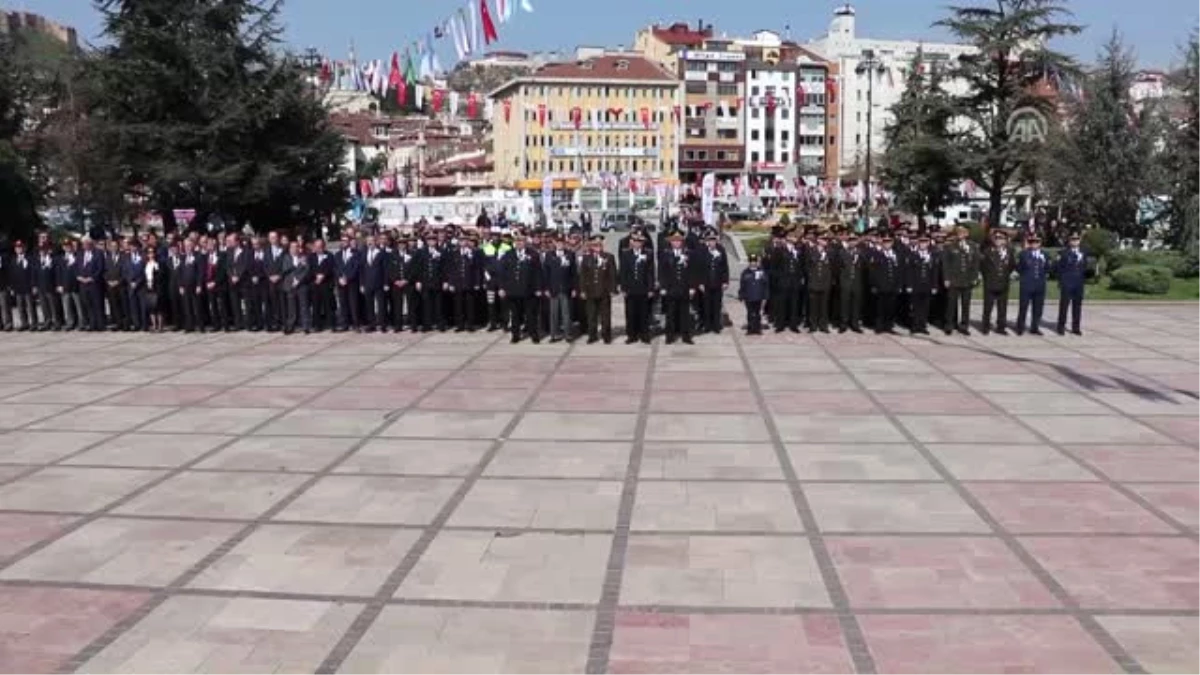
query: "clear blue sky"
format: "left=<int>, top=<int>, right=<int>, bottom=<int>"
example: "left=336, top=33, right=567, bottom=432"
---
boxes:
left=9, top=0, right=1197, bottom=68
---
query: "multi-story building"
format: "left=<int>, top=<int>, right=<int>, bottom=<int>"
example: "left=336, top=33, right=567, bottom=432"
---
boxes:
left=488, top=54, right=681, bottom=192
left=677, top=40, right=746, bottom=184
left=807, top=3, right=975, bottom=176
left=634, top=21, right=715, bottom=74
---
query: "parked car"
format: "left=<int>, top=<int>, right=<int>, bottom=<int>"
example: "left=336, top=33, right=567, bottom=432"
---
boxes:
left=600, top=212, right=642, bottom=232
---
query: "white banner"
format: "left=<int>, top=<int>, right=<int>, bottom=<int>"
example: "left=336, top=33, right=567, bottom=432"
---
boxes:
left=701, top=172, right=716, bottom=226
left=600, top=188, right=608, bottom=212
left=541, top=175, right=554, bottom=221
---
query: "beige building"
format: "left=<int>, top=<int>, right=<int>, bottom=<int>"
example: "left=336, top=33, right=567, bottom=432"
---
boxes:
left=489, top=54, right=682, bottom=190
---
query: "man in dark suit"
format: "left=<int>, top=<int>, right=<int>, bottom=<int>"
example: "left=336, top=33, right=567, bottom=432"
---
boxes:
left=56, top=239, right=83, bottom=330
left=695, top=232, right=729, bottom=335
left=658, top=231, right=695, bottom=344
left=980, top=230, right=1016, bottom=335
left=103, top=238, right=128, bottom=330
left=578, top=235, right=616, bottom=344
left=76, top=238, right=105, bottom=331
left=175, top=239, right=202, bottom=332
left=446, top=234, right=483, bottom=333
left=359, top=234, right=388, bottom=332
left=245, top=237, right=269, bottom=331
left=904, top=234, right=939, bottom=335
left=805, top=235, right=834, bottom=333
left=541, top=235, right=576, bottom=342
left=265, top=231, right=286, bottom=331
left=941, top=226, right=979, bottom=335
left=35, top=240, right=60, bottom=330
left=309, top=238, right=335, bottom=331
left=334, top=233, right=362, bottom=331
left=386, top=234, right=416, bottom=332
left=770, top=233, right=806, bottom=333
left=225, top=234, right=249, bottom=331
left=619, top=233, right=655, bottom=344
left=869, top=235, right=904, bottom=334
left=413, top=232, right=445, bottom=332
left=834, top=233, right=866, bottom=333
left=122, top=240, right=149, bottom=331
left=1015, top=235, right=1050, bottom=335
left=281, top=240, right=312, bottom=334
left=200, top=238, right=228, bottom=332
left=1055, top=232, right=1087, bottom=335
left=8, top=240, right=36, bottom=330
left=497, top=234, right=542, bottom=343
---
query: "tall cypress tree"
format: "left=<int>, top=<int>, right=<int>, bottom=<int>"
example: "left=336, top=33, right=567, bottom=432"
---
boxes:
left=880, top=49, right=960, bottom=226
left=1163, top=32, right=1199, bottom=255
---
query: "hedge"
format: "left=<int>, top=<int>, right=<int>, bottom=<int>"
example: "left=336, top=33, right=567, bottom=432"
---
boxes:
left=1108, top=264, right=1173, bottom=295
left=1108, top=250, right=1197, bottom=278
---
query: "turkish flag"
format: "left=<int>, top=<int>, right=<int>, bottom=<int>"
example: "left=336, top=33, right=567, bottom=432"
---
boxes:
left=432, top=89, right=445, bottom=112
left=571, top=106, right=582, bottom=129
left=503, top=98, right=512, bottom=122
left=537, top=103, right=547, bottom=127
left=826, top=78, right=837, bottom=105
left=467, top=92, right=479, bottom=118
left=640, top=107, right=650, bottom=128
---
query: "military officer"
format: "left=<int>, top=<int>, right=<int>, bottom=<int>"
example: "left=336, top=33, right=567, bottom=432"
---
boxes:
left=1055, top=232, right=1087, bottom=335
left=497, top=234, right=542, bottom=343
left=1015, top=234, right=1049, bottom=335
left=941, top=225, right=979, bottom=335
left=869, top=234, right=903, bottom=334
left=805, top=234, right=834, bottom=333
left=980, top=230, right=1016, bottom=334
left=659, top=231, right=695, bottom=344
left=904, top=234, right=939, bottom=335
left=578, top=234, right=617, bottom=344
left=771, top=233, right=806, bottom=333
left=695, top=231, right=729, bottom=335
left=834, top=232, right=866, bottom=333
left=618, top=233, right=655, bottom=344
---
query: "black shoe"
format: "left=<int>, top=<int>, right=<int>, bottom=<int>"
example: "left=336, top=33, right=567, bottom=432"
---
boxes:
left=550, top=337, right=562, bottom=343
left=303, top=329, right=310, bottom=335
left=996, top=329, right=1008, bottom=336
left=981, top=328, right=990, bottom=335
left=625, top=337, right=637, bottom=344
left=454, top=327, right=465, bottom=333
left=1056, top=328, right=1065, bottom=336
left=837, top=327, right=847, bottom=334
left=1030, top=329, right=1043, bottom=336
left=851, top=326, right=863, bottom=334
left=789, top=327, right=801, bottom=333
left=604, top=337, right=612, bottom=344
left=958, top=328, right=970, bottom=336
left=666, top=336, right=676, bottom=345
left=510, top=335, right=520, bottom=343
left=820, top=328, right=830, bottom=334
left=1071, top=329, right=1082, bottom=336
left=640, top=337, right=651, bottom=344
left=532, top=338, right=541, bottom=344
left=587, top=336, right=599, bottom=344
left=682, top=337, right=694, bottom=345
left=774, top=328, right=785, bottom=333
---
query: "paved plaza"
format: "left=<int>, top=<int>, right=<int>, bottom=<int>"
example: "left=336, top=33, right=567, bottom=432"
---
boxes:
left=0, top=303, right=1195, bottom=673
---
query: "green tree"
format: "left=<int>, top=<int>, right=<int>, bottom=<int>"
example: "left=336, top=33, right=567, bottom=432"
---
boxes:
left=936, top=0, right=1082, bottom=228
left=90, top=0, right=346, bottom=232
left=1162, top=31, right=1199, bottom=255
left=1043, top=31, right=1159, bottom=239
left=880, top=49, right=960, bottom=224
left=0, top=32, right=41, bottom=242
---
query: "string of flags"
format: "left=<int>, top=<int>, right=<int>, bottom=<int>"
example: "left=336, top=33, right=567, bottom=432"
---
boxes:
left=318, top=0, right=534, bottom=113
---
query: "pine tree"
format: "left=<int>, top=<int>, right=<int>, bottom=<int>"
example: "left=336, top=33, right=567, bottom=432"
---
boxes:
left=880, top=49, right=960, bottom=225
left=936, top=0, right=1082, bottom=228
left=0, top=31, right=41, bottom=241
left=91, top=0, right=346, bottom=232
left=1044, top=31, right=1158, bottom=239
left=1163, top=31, right=1199, bottom=255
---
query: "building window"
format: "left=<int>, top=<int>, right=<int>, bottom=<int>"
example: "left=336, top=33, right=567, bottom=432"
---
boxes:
left=856, top=111, right=861, bottom=123
left=728, top=150, right=739, bottom=161
left=697, top=151, right=707, bottom=160
left=717, top=83, right=737, bottom=96
left=685, top=150, right=695, bottom=160
left=751, top=129, right=760, bottom=141
left=765, top=149, right=775, bottom=162
left=750, top=69, right=758, bottom=79
left=751, top=107, right=760, bottom=119
left=856, top=89, right=862, bottom=101
left=716, top=150, right=726, bottom=160
left=751, top=151, right=760, bottom=163
left=717, top=61, right=738, bottom=72
left=685, top=81, right=707, bottom=94
left=781, top=108, right=789, bottom=119
left=781, top=130, right=789, bottom=142
left=781, top=151, right=789, bottom=163
left=686, top=60, right=705, bottom=72
left=855, top=133, right=861, bottom=144
left=717, top=128, right=737, bottom=139
left=829, top=135, right=836, bottom=145
left=751, top=85, right=760, bottom=96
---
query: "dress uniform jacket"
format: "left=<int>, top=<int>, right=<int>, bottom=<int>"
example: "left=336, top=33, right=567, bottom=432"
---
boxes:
left=906, top=249, right=940, bottom=293
left=541, top=250, right=576, bottom=296
left=771, top=246, right=806, bottom=290
left=941, top=240, right=980, bottom=288
left=805, top=249, right=834, bottom=292
left=413, top=247, right=444, bottom=288
left=696, top=247, right=729, bottom=290
left=981, top=246, right=1016, bottom=292
left=618, top=248, right=655, bottom=294
left=659, top=249, right=694, bottom=298
left=385, top=248, right=415, bottom=287
left=869, top=249, right=904, bottom=293
left=578, top=251, right=617, bottom=297
left=835, top=246, right=866, bottom=288
left=498, top=248, right=541, bottom=298
left=1017, top=249, right=1050, bottom=293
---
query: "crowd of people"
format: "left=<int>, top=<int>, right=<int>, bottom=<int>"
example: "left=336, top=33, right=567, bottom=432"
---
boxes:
left=0, top=217, right=1088, bottom=341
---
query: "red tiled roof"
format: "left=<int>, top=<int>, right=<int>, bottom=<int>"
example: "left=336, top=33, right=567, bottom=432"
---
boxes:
left=651, top=22, right=712, bottom=46
left=531, top=55, right=676, bottom=82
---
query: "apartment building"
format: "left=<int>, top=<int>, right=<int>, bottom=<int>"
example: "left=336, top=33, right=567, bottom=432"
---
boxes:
left=678, top=42, right=746, bottom=183
left=488, top=54, right=681, bottom=190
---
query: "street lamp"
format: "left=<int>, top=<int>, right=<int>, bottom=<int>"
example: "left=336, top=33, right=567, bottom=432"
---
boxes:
left=855, top=49, right=886, bottom=217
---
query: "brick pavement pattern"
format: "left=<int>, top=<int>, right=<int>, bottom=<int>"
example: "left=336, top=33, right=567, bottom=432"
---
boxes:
left=0, top=302, right=1195, bottom=673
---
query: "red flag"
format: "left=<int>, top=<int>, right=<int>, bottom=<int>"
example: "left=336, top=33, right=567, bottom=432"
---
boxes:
left=467, top=92, right=479, bottom=118
left=825, top=78, right=837, bottom=105
left=388, top=52, right=402, bottom=91
left=503, top=99, right=512, bottom=122
left=671, top=104, right=681, bottom=122
left=606, top=106, right=623, bottom=120
left=570, top=106, right=582, bottom=129
left=795, top=82, right=806, bottom=104
left=765, top=91, right=776, bottom=113
left=359, top=179, right=373, bottom=197
left=480, top=0, right=500, bottom=44
left=537, top=103, right=547, bottom=127
left=432, top=88, right=445, bottom=112
left=396, top=79, right=407, bottom=106
left=640, top=107, right=650, bottom=129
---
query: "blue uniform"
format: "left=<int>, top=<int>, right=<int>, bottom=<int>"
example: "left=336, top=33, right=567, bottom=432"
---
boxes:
left=738, top=267, right=770, bottom=334
left=1015, top=248, right=1050, bottom=334
left=1055, top=247, right=1086, bottom=334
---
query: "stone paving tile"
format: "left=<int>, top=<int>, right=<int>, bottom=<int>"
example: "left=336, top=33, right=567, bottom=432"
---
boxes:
left=0, top=517, right=239, bottom=586
left=0, top=586, right=151, bottom=673
left=654, top=371, right=753, bottom=391
left=0, top=512, right=76, bottom=559
left=648, top=389, right=760, bottom=413
left=856, top=372, right=965, bottom=392
left=1096, top=616, right=1200, bottom=675
left=334, top=438, right=491, bottom=476
left=772, top=413, right=905, bottom=443
left=486, top=441, right=631, bottom=479
left=858, top=615, right=1120, bottom=673
left=339, top=606, right=593, bottom=674
left=4, top=383, right=131, bottom=405
left=512, top=412, right=639, bottom=441
left=196, top=436, right=357, bottom=472
left=765, top=391, right=878, bottom=414
left=983, top=391, right=1113, bottom=415
left=200, top=386, right=323, bottom=409
left=620, top=534, right=831, bottom=607
left=396, top=530, right=611, bottom=603
left=103, top=385, right=224, bottom=407
left=77, top=596, right=361, bottom=673
left=254, top=408, right=392, bottom=437
left=898, top=415, right=1043, bottom=443
left=305, top=386, right=422, bottom=410
left=1021, top=414, right=1177, bottom=444
left=749, top=357, right=842, bottom=374
left=927, top=444, right=1095, bottom=481
left=806, top=483, right=990, bottom=533
left=380, top=410, right=515, bottom=439
left=28, top=405, right=174, bottom=432
left=632, top=481, right=803, bottom=532
left=543, top=370, right=648, bottom=391
left=1066, top=444, right=1200, bottom=482
left=140, top=406, right=283, bottom=434
left=787, top=443, right=939, bottom=480
left=242, top=368, right=356, bottom=388
left=608, top=612, right=853, bottom=674
left=640, top=442, right=781, bottom=480
left=960, top=373, right=1072, bottom=393
left=1022, top=536, right=1198, bottom=610
left=115, top=471, right=307, bottom=519
left=1127, top=483, right=1198, bottom=529
left=528, top=388, right=643, bottom=412
left=450, top=478, right=623, bottom=530
left=1137, top=416, right=1200, bottom=444
left=0, top=430, right=111, bottom=464
left=1090, top=392, right=1198, bottom=416
left=353, top=368, right=454, bottom=388
left=188, top=523, right=420, bottom=597
left=0, top=467, right=164, bottom=513
left=969, top=482, right=1176, bottom=534
left=0, top=402, right=75, bottom=430
left=827, top=536, right=1060, bottom=609
left=418, top=387, right=533, bottom=411
left=275, top=475, right=462, bottom=525
left=755, top=372, right=861, bottom=391
left=645, top=413, right=770, bottom=442
left=868, top=390, right=997, bottom=415
left=64, top=433, right=232, bottom=468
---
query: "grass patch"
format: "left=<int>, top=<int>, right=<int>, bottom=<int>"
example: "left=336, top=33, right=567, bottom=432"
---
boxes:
left=741, top=234, right=769, bottom=259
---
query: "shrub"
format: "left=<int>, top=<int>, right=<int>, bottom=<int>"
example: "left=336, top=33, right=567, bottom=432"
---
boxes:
left=1108, top=249, right=1195, bottom=278
left=1109, top=264, right=1173, bottom=295
left=778, top=213, right=791, bottom=227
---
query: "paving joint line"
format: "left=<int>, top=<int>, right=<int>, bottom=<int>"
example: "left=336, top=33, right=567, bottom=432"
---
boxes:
left=819, top=331, right=1147, bottom=675
left=314, top=336, right=577, bottom=674
left=732, top=329, right=878, bottom=674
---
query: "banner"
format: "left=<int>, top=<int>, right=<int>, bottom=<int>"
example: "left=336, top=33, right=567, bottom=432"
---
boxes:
left=541, top=174, right=554, bottom=222
left=701, top=173, right=716, bottom=226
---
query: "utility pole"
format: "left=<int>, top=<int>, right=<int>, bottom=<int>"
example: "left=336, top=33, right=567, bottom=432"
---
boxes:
left=856, top=48, right=884, bottom=217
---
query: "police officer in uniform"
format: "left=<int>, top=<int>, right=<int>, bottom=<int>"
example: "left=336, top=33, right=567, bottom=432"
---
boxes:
left=659, top=231, right=695, bottom=344
left=834, top=232, right=865, bottom=333
left=1015, top=235, right=1049, bottom=335
left=619, top=232, right=655, bottom=344
left=498, top=233, right=542, bottom=343
left=695, top=231, right=729, bottom=334
left=905, top=234, right=938, bottom=334
left=1055, top=232, right=1087, bottom=335
left=805, top=234, right=834, bottom=333
left=869, top=234, right=903, bottom=334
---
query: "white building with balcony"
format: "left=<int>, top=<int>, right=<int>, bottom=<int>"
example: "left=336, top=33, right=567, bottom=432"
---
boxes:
left=807, top=3, right=976, bottom=175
